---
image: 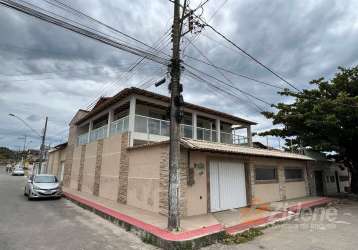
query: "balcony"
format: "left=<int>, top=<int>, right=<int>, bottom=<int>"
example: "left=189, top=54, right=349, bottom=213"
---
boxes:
left=77, top=115, right=248, bottom=146
left=77, top=116, right=129, bottom=145
left=89, top=125, right=108, bottom=142
left=77, top=132, right=89, bottom=145
left=110, top=116, right=129, bottom=136
left=134, top=115, right=247, bottom=145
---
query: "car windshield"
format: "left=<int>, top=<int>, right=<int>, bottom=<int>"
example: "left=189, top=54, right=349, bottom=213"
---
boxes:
left=34, top=176, right=57, bottom=183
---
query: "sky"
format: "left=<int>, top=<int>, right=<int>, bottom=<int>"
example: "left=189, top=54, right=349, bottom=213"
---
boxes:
left=1, top=0, right=358, bottom=150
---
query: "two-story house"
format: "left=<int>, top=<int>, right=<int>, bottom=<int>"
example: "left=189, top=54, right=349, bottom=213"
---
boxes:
left=48, top=87, right=314, bottom=217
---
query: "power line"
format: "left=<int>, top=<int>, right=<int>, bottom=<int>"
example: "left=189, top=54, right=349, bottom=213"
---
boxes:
left=0, top=64, right=162, bottom=79
left=182, top=35, right=272, bottom=111
left=174, top=0, right=299, bottom=92
left=0, top=0, right=170, bottom=65
left=184, top=69, right=265, bottom=112
left=45, top=0, right=171, bottom=58
left=201, top=22, right=300, bottom=91
left=180, top=0, right=228, bottom=54
left=184, top=38, right=285, bottom=90
left=84, top=30, right=172, bottom=110
left=83, top=23, right=173, bottom=108
left=184, top=62, right=273, bottom=106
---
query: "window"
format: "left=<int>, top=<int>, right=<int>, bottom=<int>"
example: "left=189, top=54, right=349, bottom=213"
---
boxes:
left=34, top=175, right=57, bottom=183
left=255, top=167, right=277, bottom=182
left=285, top=168, right=303, bottom=181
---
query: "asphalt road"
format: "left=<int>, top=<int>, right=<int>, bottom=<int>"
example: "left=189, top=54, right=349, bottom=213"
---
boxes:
left=0, top=168, right=156, bottom=250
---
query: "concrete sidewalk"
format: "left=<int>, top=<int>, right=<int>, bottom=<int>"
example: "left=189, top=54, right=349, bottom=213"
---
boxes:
left=63, top=188, right=333, bottom=248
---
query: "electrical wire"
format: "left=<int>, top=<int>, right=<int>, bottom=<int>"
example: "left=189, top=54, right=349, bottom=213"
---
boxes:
left=184, top=69, right=265, bottom=112
left=184, top=38, right=285, bottom=90
left=184, top=62, right=272, bottom=106
left=45, top=0, right=171, bottom=58
left=84, top=30, right=172, bottom=109
left=198, top=22, right=300, bottom=91
left=0, top=0, right=170, bottom=65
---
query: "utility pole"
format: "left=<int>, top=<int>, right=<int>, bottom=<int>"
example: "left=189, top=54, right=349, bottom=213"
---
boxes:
left=38, top=116, right=48, bottom=174
left=19, top=135, right=27, bottom=166
left=168, top=0, right=183, bottom=231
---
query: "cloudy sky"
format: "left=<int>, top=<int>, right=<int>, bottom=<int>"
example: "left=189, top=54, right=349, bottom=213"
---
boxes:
left=1, top=0, right=358, bottom=150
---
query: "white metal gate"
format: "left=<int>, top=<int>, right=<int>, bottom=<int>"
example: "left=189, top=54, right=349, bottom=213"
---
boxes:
left=210, top=160, right=247, bottom=212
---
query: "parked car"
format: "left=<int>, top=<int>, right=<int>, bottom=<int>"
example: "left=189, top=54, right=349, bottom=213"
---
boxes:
left=12, top=167, right=24, bottom=176
left=24, top=174, right=62, bottom=200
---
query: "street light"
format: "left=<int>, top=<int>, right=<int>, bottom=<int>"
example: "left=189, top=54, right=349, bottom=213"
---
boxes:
left=8, top=113, right=41, bottom=137
left=8, top=113, right=48, bottom=174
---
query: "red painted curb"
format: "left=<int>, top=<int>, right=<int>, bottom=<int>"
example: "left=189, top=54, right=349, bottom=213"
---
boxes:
left=64, top=192, right=333, bottom=240
left=226, top=197, right=333, bottom=235
left=225, top=211, right=289, bottom=234
left=64, top=192, right=224, bottom=241
left=288, top=197, right=333, bottom=213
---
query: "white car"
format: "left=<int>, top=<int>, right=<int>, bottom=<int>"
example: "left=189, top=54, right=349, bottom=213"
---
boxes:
left=12, top=167, right=24, bottom=176
left=24, top=174, right=62, bottom=200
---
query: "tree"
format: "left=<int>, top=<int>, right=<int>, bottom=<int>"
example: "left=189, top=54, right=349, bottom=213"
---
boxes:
left=261, top=66, right=358, bottom=193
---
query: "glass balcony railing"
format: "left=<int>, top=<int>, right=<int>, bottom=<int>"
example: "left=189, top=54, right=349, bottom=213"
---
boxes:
left=89, top=125, right=108, bottom=142
left=220, top=131, right=248, bottom=145
left=135, top=115, right=170, bottom=137
left=77, top=132, right=89, bottom=145
left=110, top=116, right=129, bottom=135
left=77, top=114, right=248, bottom=146
left=197, top=127, right=217, bottom=142
left=180, top=124, right=193, bottom=138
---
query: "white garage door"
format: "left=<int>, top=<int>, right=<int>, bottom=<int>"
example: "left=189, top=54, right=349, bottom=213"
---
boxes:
left=210, top=160, right=247, bottom=212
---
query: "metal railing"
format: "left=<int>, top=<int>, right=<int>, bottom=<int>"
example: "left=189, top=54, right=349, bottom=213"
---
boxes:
left=77, top=114, right=249, bottom=146
left=196, top=127, right=217, bottom=142
left=77, top=132, right=89, bottom=145
left=180, top=124, right=193, bottom=138
left=89, top=125, right=108, bottom=142
left=220, top=131, right=248, bottom=145
left=110, top=116, right=129, bottom=135
left=135, top=115, right=170, bottom=137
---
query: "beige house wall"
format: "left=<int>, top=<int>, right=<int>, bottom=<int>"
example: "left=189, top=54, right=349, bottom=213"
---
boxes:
left=48, top=148, right=67, bottom=179
left=99, top=134, right=122, bottom=201
left=127, top=145, right=164, bottom=213
left=55, top=127, right=312, bottom=217
left=48, top=150, right=59, bottom=176
left=254, top=183, right=281, bottom=204
left=81, top=141, right=97, bottom=194
left=70, top=146, right=82, bottom=190
left=183, top=151, right=310, bottom=215
left=286, top=181, right=307, bottom=199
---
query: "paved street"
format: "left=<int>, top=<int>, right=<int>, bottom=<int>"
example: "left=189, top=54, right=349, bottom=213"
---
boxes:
left=205, top=199, right=358, bottom=250
left=0, top=168, right=156, bottom=250
left=1, top=167, right=358, bottom=250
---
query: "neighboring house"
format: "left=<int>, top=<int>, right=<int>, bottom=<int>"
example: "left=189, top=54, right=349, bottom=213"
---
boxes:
left=305, top=150, right=351, bottom=196
left=48, top=87, right=316, bottom=217
left=47, top=142, right=67, bottom=182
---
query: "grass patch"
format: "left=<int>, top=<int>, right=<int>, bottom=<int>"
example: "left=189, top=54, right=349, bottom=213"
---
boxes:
left=220, top=228, right=264, bottom=245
